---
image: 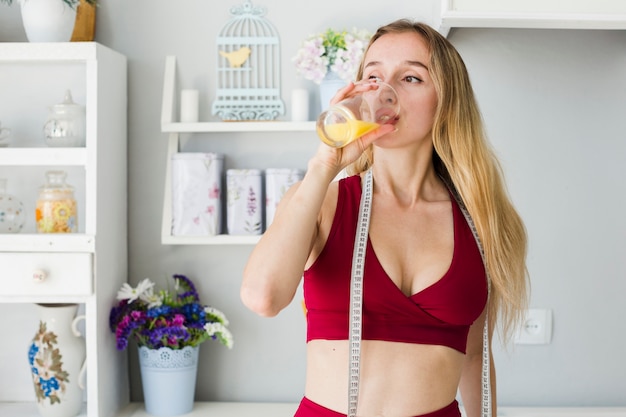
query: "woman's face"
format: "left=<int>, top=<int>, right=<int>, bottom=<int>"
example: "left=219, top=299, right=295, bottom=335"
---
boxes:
left=360, top=31, right=438, bottom=148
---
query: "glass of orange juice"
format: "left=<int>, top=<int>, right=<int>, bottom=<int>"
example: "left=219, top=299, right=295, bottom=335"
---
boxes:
left=316, top=80, right=399, bottom=148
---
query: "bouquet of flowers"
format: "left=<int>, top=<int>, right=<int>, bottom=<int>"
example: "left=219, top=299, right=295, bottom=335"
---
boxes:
left=109, top=274, right=233, bottom=351
left=292, top=27, right=372, bottom=84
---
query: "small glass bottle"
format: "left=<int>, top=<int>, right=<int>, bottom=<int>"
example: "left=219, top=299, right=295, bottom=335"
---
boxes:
left=36, top=170, right=78, bottom=233
left=0, top=178, right=26, bottom=233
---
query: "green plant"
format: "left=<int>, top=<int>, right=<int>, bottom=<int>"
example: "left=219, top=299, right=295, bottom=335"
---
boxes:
left=1, top=0, right=97, bottom=8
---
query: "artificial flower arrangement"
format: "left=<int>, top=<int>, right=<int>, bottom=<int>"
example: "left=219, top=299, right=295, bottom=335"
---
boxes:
left=109, top=274, right=233, bottom=351
left=292, top=27, right=372, bottom=84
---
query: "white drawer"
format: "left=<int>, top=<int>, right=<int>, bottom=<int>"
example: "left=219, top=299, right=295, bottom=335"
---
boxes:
left=0, top=252, right=93, bottom=296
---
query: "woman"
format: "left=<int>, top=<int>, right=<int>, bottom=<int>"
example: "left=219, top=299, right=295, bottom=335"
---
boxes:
left=241, top=19, right=528, bottom=417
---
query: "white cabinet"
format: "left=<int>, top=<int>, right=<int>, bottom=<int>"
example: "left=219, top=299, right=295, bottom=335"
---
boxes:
left=0, top=43, right=128, bottom=417
left=159, top=56, right=317, bottom=245
left=438, top=0, right=626, bottom=34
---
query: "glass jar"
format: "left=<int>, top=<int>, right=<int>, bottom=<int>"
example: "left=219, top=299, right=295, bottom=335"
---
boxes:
left=43, top=89, right=86, bottom=147
left=0, top=178, right=26, bottom=233
left=36, top=170, right=78, bottom=233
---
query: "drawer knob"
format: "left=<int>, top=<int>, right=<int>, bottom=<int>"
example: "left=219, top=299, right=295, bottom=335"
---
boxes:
left=33, top=269, right=47, bottom=283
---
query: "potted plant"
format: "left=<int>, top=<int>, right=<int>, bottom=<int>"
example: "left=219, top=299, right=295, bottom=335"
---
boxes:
left=109, top=274, right=233, bottom=416
left=292, top=27, right=371, bottom=85
left=1, top=0, right=97, bottom=42
left=293, top=27, right=371, bottom=111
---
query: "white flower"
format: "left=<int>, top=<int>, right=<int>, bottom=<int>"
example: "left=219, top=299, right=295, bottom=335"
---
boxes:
left=139, top=286, right=163, bottom=309
left=116, top=278, right=154, bottom=303
left=293, top=28, right=371, bottom=85
left=205, top=306, right=229, bottom=325
left=204, top=322, right=234, bottom=349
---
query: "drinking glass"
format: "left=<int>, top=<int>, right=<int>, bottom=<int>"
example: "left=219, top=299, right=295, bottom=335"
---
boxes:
left=316, top=80, right=399, bottom=148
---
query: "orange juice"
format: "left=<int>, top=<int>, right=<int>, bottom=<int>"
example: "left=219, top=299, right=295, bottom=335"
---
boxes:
left=317, top=119, right=380, bottom=148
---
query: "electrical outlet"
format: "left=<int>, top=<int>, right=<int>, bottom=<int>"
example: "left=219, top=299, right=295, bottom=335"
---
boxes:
left=514, top=308, right=552, bottom=345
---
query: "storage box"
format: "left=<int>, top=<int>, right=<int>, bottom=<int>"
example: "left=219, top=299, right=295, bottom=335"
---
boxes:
left=265, top=168, right=304, bottom=228
left=226, top=169, right=263, bottom=235
left=171, top=153, right=223, bottom=236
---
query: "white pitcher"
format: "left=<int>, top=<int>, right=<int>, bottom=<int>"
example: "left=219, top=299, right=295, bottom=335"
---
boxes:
left=28, top=303, right=87, bottom=417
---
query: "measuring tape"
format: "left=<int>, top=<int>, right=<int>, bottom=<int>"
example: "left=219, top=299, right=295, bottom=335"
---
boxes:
left=347, top=170, right=492, bottom=417
left=347, top=169, right=373, bottom=417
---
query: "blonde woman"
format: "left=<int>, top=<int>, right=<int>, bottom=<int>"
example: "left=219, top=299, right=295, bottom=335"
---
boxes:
left=242, top=19, right=529, bottom=417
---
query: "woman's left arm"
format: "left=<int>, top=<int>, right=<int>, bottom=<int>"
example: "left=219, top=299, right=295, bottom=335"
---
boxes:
left=459, top=307, right=497, bottom=417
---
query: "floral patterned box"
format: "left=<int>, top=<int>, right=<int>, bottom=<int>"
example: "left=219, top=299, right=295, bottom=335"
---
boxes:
left=265, top=168, right=303, bottom=228
left=226, top=169, right=263, bottom=235
left=171, top=153, right=223, bottom=236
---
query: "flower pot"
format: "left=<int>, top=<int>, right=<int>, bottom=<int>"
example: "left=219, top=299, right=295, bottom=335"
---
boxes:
left=21, top=0, right=77, bottom=42
left=319, top=70, right=346, bottom=112
left=138, top=346, right=200, bottom=417
left=28, top=303, right=87, bottom=417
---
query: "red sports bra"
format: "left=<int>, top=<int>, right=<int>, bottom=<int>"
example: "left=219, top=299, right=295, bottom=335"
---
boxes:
left=303, top=175, right=487, bottom=354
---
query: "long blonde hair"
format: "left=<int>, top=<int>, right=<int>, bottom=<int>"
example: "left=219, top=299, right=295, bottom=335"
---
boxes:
left=349, top=19, right=529, bottom=342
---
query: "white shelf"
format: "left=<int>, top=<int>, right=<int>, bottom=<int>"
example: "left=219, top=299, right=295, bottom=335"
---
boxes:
left=440, top=11, right=626, bottom=31
left=0, top=294, right=91, bottom=304
left=0, top=43, right=128, bottom=417
left=162, top=121, right=315, bottom=133
left=0, top=233, right=95, bottom=252
left=160, top=55, right=314, bottom=245
left=4, top=401, right=626, bottom=417
left=162, top=234, right=261, bottom=245
left=437, top=0, right=626, bottom=35
left=0, top=402, right=86, bottom=417
left=0, top=42, right=102, bottom=62
left=117, top=402, right=298, bottom=417
left=0, top=147, right=88, bottom=166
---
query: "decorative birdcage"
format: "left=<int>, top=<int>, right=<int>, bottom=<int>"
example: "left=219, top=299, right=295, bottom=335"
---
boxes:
left=212, top=0, right=285, bottom=121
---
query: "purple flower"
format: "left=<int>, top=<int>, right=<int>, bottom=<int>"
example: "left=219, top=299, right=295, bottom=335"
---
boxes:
left=109, top=274, right=233, bottom=350
left=246, top=186, right=257, bottom=216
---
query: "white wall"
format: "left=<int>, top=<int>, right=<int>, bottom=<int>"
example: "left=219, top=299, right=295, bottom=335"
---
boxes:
left=1, top=0, right=625, bottom=408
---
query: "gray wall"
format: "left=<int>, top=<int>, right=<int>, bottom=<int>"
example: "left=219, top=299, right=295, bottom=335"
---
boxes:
left=1, top=0, right=624, bottom=408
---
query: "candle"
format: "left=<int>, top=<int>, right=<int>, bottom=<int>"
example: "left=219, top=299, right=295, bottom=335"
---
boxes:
left=291, top=89, right=309, bottom=122
left=180, top=89, right=199, bottom=123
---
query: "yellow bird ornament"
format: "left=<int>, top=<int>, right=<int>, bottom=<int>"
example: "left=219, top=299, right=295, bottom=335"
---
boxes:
left=219, top=46, right=252, bottom=68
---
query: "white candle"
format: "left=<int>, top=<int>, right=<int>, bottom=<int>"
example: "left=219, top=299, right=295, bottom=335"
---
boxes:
left=180, top=89, right=199, bottom=123
left=291, top=89, right=309, bottom=122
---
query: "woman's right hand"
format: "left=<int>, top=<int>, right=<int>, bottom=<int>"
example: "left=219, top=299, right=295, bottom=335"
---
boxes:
left=311, top=82, right=396, bottom=177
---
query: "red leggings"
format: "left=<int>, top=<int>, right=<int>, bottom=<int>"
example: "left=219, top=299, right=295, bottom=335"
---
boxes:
left=294, top=397, right=461, bottom=417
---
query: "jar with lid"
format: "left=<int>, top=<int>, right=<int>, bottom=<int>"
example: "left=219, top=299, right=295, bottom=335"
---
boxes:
left=43, top=89, right=86, bottom=147
left=0, top=178, right=26, bottom=233
left=36, top=170, right=78, bottom=233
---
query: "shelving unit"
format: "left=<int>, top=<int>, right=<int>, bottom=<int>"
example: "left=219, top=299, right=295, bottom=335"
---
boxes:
left=438, top=0, right=626, bottom=35
left=160, top=55, right=316, bottom=245
left=0, top=43, right=127, bottom=417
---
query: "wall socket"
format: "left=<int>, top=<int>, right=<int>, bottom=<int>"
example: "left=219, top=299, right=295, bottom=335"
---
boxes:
left=514, top=308, right=552, bottom=345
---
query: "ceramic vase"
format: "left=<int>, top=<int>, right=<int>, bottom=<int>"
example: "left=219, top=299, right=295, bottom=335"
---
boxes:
left=21, top=0, right=77, bottom=42
left=138, top=346, right=200, bottom=417
left=319, top=70, right=346, bottom=112
left=28, top=303, right=87, bottom=417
